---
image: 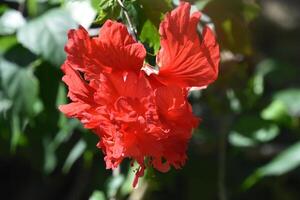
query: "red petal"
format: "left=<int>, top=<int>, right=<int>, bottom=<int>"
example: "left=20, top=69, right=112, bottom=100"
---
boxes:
left=61, top=63, right=95, bottom=104
left=95, top=71, right=152, bottom=105
left=95, top=20, right=146, bottom=72
left=64, top=26, right=108, bottom=78
left=58, top=102, right=90, bottom=117
left=155, top=2, right=220, bottom=87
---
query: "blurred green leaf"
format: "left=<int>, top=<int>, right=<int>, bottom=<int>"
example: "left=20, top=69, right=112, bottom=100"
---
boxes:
left=0, top=36, right=18, bottom=54
left=62, top=139, right=87, bottom=173
left=10, top=114, right=21, bottom=152
left=274, top=89, right=300, bottom=117
left=65, top=0, right=96, bottom=29
left=43, top=119, right=79, bottom=173
left=27, top=0, right=38, bottom=17
left=89, top=190, right=106, bottom=200
left=229, top=131, right=256, bottom=147
left=106, top=172, right=125, bottom=199
left=94, top=0, right=121, bottom=24
left=0, top=9, right=26, bottom=35
left=244, top=141, right=300, bottom=189
left=0, top=58, right=40, bottom=118
left=138, top=0, right=171, bottom=27
left=0, top=58, right=41, bottom=150
left=204, top=0, right=260, bottom=55
left=261, top=100, right=292, bottom=126
left=120, top=165, right=136, bottom=196
left=17, top=8, right=77, bottom=66
left=229, top=115, right=279, bottom=147
left=261, top=59, right=300, bottom=88
left=262, top=89, right=300, bottom=128
left=140, top=20, right=160, bottom=53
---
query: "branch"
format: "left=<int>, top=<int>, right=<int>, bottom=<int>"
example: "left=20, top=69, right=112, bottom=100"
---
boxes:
left=116, top=0, right=138, bottom=40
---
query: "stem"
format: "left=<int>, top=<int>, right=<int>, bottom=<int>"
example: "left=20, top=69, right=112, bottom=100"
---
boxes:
left=110, top=166, right=121, bottom=200
left=218, top=116, right=232, bottom=200
left=218, top=129, right=227, bottom=200
left=116, top=0, right=138, bottom=40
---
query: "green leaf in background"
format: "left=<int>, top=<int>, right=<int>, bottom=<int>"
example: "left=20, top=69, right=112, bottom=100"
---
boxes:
left=261, top=100, right=292, bottom=126
left=262, top=89, right=300, bottom=127
left=138, top=0, right=171, bottom=27
left=0, top=36, right=18, bottom=54
left=229, top=115, right=279, bottom=147
left=94, top=0, right=121, bottom=25
left=43, top=119, right=79, bottom=173
left=0, top=58, right=41, bottom=150
left=0, top=9, right=26, bottom=35
left=140, top=20, right=160, bottom=53
left=65, top=0, right=96, bottom=29
left=259, top=59, right=300, bottom=88
left=17, top=8, right=77, bottom=66
left=89, top=190, right=106, bottom=200
left=62, top=139, right=87, bottom=173
left=244, top=141, right=300, bottom=189
left=106, top=172, right=125, bottom=199
left=274, top=89, right=300, bottom=117
left=204, top=0, right=260, bottom=55
left=0, top=58, right=40, bottom=118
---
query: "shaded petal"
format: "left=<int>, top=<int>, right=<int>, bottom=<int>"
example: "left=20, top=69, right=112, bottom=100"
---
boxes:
left=155, top=2, right=220, bottom=88
left=64, top=26, right=108, bottom=78
left=61, top=63, right=95, bottom=104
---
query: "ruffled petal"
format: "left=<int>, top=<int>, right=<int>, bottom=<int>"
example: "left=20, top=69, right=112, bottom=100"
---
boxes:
left=95, top=20, right=147, bottom=72
left=64, top=26, right=108, bottom=78
left=61, top=63, right=95, bottom=104
left=59, top=102, right=90, bottom=117
left=154, top=2, right=220, bottom=88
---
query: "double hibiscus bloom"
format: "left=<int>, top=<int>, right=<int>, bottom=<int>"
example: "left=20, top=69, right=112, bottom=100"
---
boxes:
left=59, top=2, right=219, bottom=186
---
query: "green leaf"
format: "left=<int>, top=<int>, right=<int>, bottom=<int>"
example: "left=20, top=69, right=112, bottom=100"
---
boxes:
left=0, top=36, right=18, bottom=54
left=229, top=115, right=279, bottom=147
left=27, top=0, right=38, bottom=17
left=140, top=20, right=160, bottom=53
left=17, top=8, right=77, bottom=66
left=10, top=114, right=21, bottom=152
left=0, top=9, right=26, bottom=35
left=106, top=172, right=125, bottom=198
left=89, top=190, right=106, bottom=200
left=43, top=119, right=79, bottom=174
left=62, top=139, right=87, bottom=173
left=0, top=58, right=40, bottom=118
left=0, top=57, right=41, bottom=150
left=94, top=0, right=121, bottom=25
left=65, top=0, right=96, bottom=29
left=244, top=141, right=300, bottom=189
left=138, top=0, right=171, bottom=27
left=204, top=0, right=260, bottom=55
left=261, top=89, right=300, bottom=127
left=274, top=89, right=300, bottom=117
left=261, top=100, right=292, bottom=126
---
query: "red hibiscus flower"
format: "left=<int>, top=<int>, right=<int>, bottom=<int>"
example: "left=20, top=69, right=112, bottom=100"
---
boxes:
left=59, top=2, right=219, bottom=187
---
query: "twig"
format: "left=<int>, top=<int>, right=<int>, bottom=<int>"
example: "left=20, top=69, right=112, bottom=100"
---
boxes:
left=116, top=0, right=138, bottom=40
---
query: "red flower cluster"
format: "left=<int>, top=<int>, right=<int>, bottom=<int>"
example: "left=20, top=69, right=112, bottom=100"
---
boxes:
left=59, top=2, right=219, bottom=186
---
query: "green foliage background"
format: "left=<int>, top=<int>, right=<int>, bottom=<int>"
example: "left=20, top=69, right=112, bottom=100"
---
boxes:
left=1, top=0, right=300, bottom=199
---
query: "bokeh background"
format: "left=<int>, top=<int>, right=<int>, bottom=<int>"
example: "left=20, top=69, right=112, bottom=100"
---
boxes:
left=1, top=0, right=300, bottom=199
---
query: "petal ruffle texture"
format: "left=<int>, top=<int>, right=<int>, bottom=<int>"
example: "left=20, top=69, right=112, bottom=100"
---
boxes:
left=64, top=20, right=146, bottom=77
left=155, top=2, right=220, bottom=88
left=59, top=2, right=219, bottom=187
